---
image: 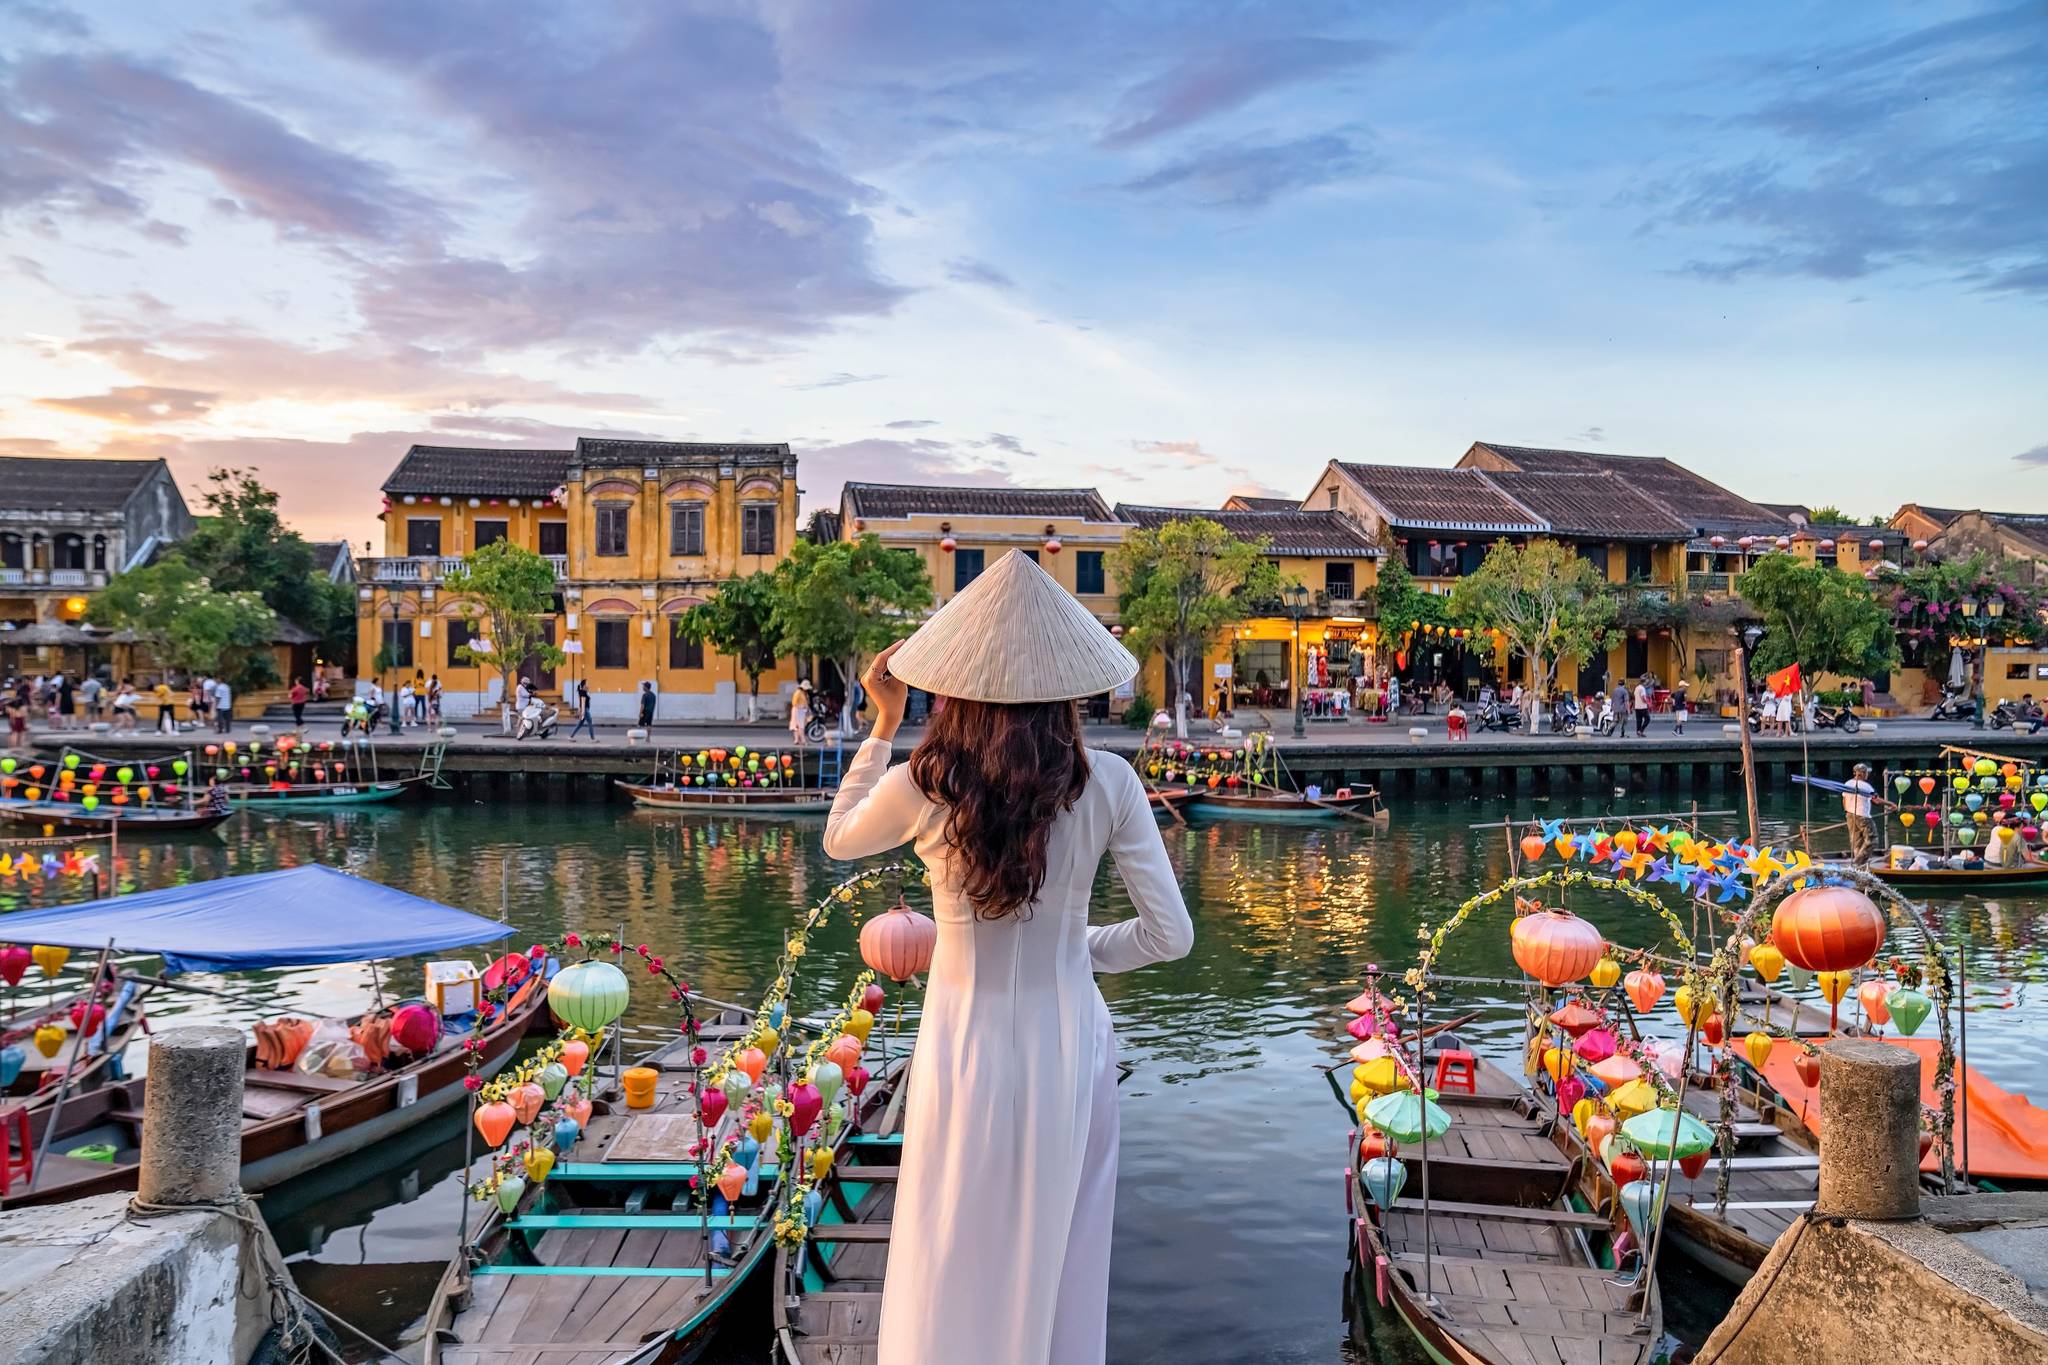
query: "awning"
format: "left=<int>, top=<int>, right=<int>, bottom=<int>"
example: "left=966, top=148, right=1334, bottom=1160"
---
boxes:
left=0, top=864, right=513, bottom=974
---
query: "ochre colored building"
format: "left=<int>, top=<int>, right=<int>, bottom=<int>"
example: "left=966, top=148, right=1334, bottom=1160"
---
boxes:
left=360, top=439, right=802, bottom=720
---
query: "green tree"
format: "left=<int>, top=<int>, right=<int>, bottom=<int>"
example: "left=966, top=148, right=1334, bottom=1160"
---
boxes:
left=1447, top=539, right=1618, bottom=731
left=442, top=541, right=565, bottom=713
left=1736, top=553, right=1898, bottom=685
left=172, top=469, right=354, bottom=660
left=1111, top=517, right=1285, bottom=737
left=676, top=571, right=784, bottom=721
left=94, top=560, right=280, bottom=688
left=771, top=536, right=933, bottom=730
left=1368, top=556, right=1453, bottom=636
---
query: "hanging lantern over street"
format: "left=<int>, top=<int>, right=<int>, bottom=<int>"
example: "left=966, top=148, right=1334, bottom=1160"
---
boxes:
left=1771, top=884, right=1885, bottom=971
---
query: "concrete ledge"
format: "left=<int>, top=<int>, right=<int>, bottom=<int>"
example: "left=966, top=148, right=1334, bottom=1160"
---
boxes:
left=0, top=1193, right=265, bottom=1365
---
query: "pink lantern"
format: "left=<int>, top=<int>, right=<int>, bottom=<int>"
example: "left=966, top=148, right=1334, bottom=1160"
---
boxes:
left=860, top=900, right=937, bottom=982
left=1346, top=1014, right=1374, bottom=1041
left=1709, top=535, right=1726, bottom=548
left=787, top=1081, right=823, bottom=1137
left=1555, top=1074, right=1586, bottom=1110
left=1575, top=1027, right=1617, bottom=1063
left=390, top=1002, right=441, bottom=1054
left=846, top=1064, right=871, bottom=1098
left=0, top=944, right=29, bottom=987
left=1868, top=538, right=1884, bottom=551
left=700, top=1088, right=729, bottom=1126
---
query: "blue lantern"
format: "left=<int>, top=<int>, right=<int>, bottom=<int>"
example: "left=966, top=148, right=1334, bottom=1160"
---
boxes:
left=553, top=1117, right=580, bottom=1152
left=0, top=1044, right=21, bottom=1088
left=1618, top=1179, right=1663, bottom=1244
left=1361, top=1155, right=1407, bottom=1209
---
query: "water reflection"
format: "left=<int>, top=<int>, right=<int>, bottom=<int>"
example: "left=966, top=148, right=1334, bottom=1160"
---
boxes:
left=0, top=789, right=2039, bottom=1364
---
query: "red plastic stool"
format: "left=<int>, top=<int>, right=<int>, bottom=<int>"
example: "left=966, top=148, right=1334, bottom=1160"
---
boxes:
left=1432, top=1049, right=1477, bottom=1095
left=0, top=1107, right=32, bottom=1196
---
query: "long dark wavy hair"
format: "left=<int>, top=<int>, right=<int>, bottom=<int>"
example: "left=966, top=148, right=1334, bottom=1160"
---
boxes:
left=908, top=698, right=1088, bottom=920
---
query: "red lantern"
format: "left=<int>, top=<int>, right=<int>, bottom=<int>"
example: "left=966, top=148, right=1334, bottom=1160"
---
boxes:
left=1548, top=1001, right=1601, bottom=1038
left=1701, top=1015, right=1725, bottom=1047
left=1610, top=1149, right=1648, bottom=1187
left=859, top=898, right=937, bottom=982
left=1043, top=537, right=1062, bottom=554
left=939, top=535, right=957, bottom=553
left=1794, top=1051, right=1821, bottom=1089
left=1509, top=908, right=1604, bottom=987
left=1679, top=1151, right=1710, bottom=1180
left=1770, top=884, right=1885, bottom=972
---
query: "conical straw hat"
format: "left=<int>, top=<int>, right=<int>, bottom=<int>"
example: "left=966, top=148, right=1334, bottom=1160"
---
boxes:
left=887, top=549, right=1138, bottom=703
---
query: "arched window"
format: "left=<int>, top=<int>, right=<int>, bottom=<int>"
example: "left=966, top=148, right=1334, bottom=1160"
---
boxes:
left=54, top=533, right=86, bottom=571
left=0, top=533, right=22, bottom=571
left=91, top=535, right=107, bottom=572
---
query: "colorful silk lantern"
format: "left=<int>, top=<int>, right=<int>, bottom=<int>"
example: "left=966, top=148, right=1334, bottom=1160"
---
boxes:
left=1363, top=1088, right=1452, bottom=1144
left=565, top=1093, right=594, bottom=1128
left=1519, top=833, right=1546, bottom=863
left=1548, top=1001, right=1601, bottom=1038
left=1622, top=1106, right=1713, bottom=1160
left=0, top=945, right=29, bottom=987
left=1619, top=1179, right=1662, bottom=1243
left=860, top=899, right=938, bottom=982
left=31, top=945, right=68, bottom=979
left=1608, top=1077, right=1658, bottom=1119
left=560, top=1039, right=590, bottom=1077
left=1857, top=980, right=1892, bottom=1026
left=1817, top=970, right=1852, bottom=1005
left=548, top=959, right=631, bottom=1033
left=1509, top=908, right=1604, bottom=987
left=1744, top=1032, right=1775, bottom=1071
left=495, top=1174, right=527, bottom=1213
left=1749, top=942, right=1785, bottom=983
left=32, top=1023, right=63, bottom=1058
left=1771, top=884, right=1885, bottom=972
left=537, top=1061, right=569, bottom=1101
left=1794, top=1051, right=1821, bottom=1089
left=475, top=1101, right=517, bottom=1148
left=813, top=1060, right=845, bottom=1106
left=736, top=1046, right=768, bottom=1083
left=1360, top=1155, right=1407, bottom=1209
left=1576, top=1027, right=1617, bottom=1063
left=390, top=1002, right=441, bottom=1054
left=1623, top=968, right=1666, bottom=1014
left=826, top=1034, right=862, bottom=1072
left=1591, top=1056, right=1641, bottom=1088
left=523, top=1147, right=555, bottom=1183
left=788, top=1081, right=824, bottom=1137
left=1889, top=987, right=1932, bottom=1036
left=1589, top=957, right=1621, bottom=989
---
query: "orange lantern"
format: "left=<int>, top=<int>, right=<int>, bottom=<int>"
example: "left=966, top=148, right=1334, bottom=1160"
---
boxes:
left=1518, top=833, right=1546, bottom=863
left=475, top=1101, right=517, bottom=1148
left=1858, top=979, right=1892, bottom=1026
left=510, top=1081, right=546, bottom=1124
left=735, top=1046, right=768, bottom=1083
left=1770, top=884, right=1884, bottom=972
left=559, top=1039, right=590, bottom=1077
left=1623, top=968, right=1666, bottom=1014
left=859, top=898, right=937, bottom=982
left=1548, top=1001, right=1601, bottom=1038
left=1509, top=908, right=1603, bottom=987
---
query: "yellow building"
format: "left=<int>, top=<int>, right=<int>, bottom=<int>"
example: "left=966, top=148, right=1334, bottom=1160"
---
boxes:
left=361, top=439, right=802, bottom=720
left=1112, top=503, right=1383, bottom=711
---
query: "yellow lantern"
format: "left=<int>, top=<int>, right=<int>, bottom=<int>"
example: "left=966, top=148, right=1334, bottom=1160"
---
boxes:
left=844, top=1009, right=874, bottom=1043
left=749, top=1112, right=774, bottom=1143
left=1749, top=942, right=1785, bottom=983
left=1609, top=1077, right=1658, bottom=1119
left=523, top=1147, right=556, bottom=1183
left=1673, top=984, right=1714, bottom=1027
left=808, top=1146, right=834, bottom=1180
left=31, top=945, right=69, bottom=979
left=33, top=1023, right=64, bottom=1058
left=1542, top=1046, right=1573, bottom=1082
left=1571, top=1097, right=1597, bottom=1136
left=1744, top=1032, right=1775, bottom=1071
left=1817, top=970, right=1852, bottom=1005
left=1354, top=1056, right=1405, bottom=1096
left=1590, top=957, right=1621, bottom=989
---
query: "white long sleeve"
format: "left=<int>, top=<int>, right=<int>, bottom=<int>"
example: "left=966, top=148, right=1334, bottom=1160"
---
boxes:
left=1087, top=762, right=1194, bottom=973
left=822, top=737, right=933, bottom=860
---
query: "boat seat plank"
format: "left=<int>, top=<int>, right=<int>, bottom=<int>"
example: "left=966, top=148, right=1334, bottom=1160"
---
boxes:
left=1409, top=1200, right=1610, bottom=1229
left=509, top=1214, right=755, bottom=1231
left=602, top=1113, right=703, bottom=1162
left=1392, top=1252, right=1632, bottom=1282
left=835, top=1167, right=901, bottom=1182
left=844, top=1134, right=901, bottom=1146
left=243, top=1068, right=360, bottom=1094
left=1703, top=1155, right=1818, bottom=1171
left=809, top=1223, right=893, bottom=1243
left=472, top=1265, right=734, bottom=1278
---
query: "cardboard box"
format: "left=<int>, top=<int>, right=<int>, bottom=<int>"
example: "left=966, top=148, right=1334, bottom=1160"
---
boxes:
left=425, top=960, right=480, bottom=1016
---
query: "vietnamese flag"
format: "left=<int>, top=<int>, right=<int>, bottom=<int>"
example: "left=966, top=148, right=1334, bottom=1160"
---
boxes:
left=1766, top=663, right=1803, bottom=698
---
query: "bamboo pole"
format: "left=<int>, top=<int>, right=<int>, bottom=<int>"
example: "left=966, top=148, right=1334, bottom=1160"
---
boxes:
left=28, top=938, right=115, bottom=1193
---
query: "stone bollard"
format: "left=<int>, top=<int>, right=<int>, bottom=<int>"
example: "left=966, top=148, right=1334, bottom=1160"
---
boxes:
left=1816, top=1036, right=1921, bottom=1220
left=137, top=1026, right=246, bottom=1207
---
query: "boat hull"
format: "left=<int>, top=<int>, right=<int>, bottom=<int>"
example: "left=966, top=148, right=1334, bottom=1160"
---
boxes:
left=1872, top=862, right=2048, bottom=888
left=616, top=779, right=833, bottom=816
left=223, top=778, right=417, bottom=808
left=1191, top=790, right=1383, bottom=822
left=0, top=803, right=232, bottom=836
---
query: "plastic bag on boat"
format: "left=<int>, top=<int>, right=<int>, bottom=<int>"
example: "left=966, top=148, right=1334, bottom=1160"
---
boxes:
left=296, top=1018, right=371, bottom=1079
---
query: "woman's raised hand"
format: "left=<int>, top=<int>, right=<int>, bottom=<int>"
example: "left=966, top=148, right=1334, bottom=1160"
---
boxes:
left=863, top=640, right=910, bottom=740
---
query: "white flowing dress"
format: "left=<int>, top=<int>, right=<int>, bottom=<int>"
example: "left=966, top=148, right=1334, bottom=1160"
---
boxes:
left=822, top=738, right=1193, bottom=1365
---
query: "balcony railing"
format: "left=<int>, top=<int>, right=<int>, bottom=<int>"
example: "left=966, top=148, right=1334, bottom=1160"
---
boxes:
left=1687, top=572, right=1737, bottom=595
left=366, top=555, right=568, bottom=584
left=0, top=568, right=106, bottom=588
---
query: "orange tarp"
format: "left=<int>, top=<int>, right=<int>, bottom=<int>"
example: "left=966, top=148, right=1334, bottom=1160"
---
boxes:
left=1758, top=1038, right=2048, bottom=1181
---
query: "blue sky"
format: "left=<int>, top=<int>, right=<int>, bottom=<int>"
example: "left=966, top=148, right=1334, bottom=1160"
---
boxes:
left=3, top=0, right=2043, bottom=545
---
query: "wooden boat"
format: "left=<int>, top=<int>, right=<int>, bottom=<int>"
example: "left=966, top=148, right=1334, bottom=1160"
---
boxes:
left=773, top=1056, right=909, bottom=1364
left=0, top=863, right=533, bottom=1207
left=1148, top=786, right=1204, bottom=820
left=0, top=985, right=146, bottom=1115
left=219, top=775, right=422, bottom=807
left=423, top=1017, right=774, bottom=1365
left=616, top=779, right=835, bottom=816
left=1192, top=782, right=1386, bottom=822
left=0, top=801, right=232, bottom=836
left=1, top=970, right=543, bottom=1208
left=1346, top=1051, right=1664, bottom=1365
left=1870, top=860, right=2048, bottom=889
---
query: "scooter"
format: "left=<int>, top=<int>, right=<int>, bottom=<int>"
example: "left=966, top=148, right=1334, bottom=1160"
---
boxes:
left=1551, top=695, right=1581, bottom=732
left=1475, top=700, right=1523, bottom=733
left=514, top=699, right=560, bottom=740
left=1930, top=685, right=1978, bottom=723
left=1990, top=699, right=2042, bottom=732
left=1805, top=701, right=1863, bottom=733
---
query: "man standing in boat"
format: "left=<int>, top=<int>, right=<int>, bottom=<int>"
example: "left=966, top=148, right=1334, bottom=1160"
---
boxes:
left=1843, top=762, right=1877, bottom=862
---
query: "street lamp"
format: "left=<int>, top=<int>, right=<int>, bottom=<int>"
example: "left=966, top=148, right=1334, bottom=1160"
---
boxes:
left=1286, top=583, right=1310, bottom=739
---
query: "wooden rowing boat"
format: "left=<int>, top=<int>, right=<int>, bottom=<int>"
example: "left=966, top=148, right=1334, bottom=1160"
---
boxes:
left=1345, top=1050, right=1665, bottom=1365
left=1148, top=787, right=1204, bottom=819
left=1870, top=860, right=2048, bottom=889
left=0, top=971, right=546, bottom=1209
left=219, top=775, right=423, bottom=807
left=0, top=985, right=145, bottom=1116
left=1192, top=784, right=1386, bottom=822
left=772, top=1057, right=908, bottom=1365
left=615, top=780, right=835, bottom=816
left=0, top=801, right=232, bottom=836
left=423, top=1016, right=773, bottom=1365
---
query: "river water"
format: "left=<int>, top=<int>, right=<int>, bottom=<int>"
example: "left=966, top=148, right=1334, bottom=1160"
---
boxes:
left=3, top=788, right=2040, bottom=1364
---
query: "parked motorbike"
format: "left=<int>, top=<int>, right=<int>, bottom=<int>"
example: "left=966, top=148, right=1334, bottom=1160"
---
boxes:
left=1989, top=699, right=2042, bottom=732
left=514, top=700, right=560, bottom=740
left=1551, top=695, right=1581, bottom=732
left=1475, top=700, right=1523, bottom=733
left=1806, top=702, right=1863, bottom=733
left=1929, top=685, right=1978, bottom=723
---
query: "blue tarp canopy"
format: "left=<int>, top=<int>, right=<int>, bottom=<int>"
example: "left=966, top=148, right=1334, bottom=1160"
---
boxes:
left=0, top=864, right=513, bottom=975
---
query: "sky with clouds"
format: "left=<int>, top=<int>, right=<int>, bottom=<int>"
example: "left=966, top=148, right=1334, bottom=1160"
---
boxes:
left=2, top=0, right=2044, bottom=547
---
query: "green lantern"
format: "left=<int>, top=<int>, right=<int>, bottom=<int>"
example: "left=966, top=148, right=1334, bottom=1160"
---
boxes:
left=1364, top=1088, right=1452, bottom=1145
left=1621, top=1106, right=1714, bottom=1160
left=116, top=767, right=133, bottom=784
left=171, top=760, right=187, bottom=777
left=537, top=1062, right=569, bottom=1101
left=547, top=960, right=630, bottom=1034
left=62, top=754, right=78, bottom=770
left=1889, top=987, right=1932, bottom=1036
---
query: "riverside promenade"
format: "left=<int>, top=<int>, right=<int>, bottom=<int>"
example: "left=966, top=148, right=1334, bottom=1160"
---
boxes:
left=32, top=707, right=2038, bottom=798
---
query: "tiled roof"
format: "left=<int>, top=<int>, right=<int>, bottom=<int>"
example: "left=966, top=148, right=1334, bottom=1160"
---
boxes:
left=307, top=540, right=350, bottom=573
left=1222, top=495, right=1302, bottom=512
left=0, top=456, right=165, bottom=512
left=574, top=438, right=789, bottom=466
left=1896, top=504, right=1967, bottom=527
left=1113, top=504, right=1382, bottom=557
left=1331, top=463, right=1545, bottom=533
left=382, top=445, right=574, bottom=497
left=1477, top=470, right=1695, bottom=541
left=844, top=483, right=1117, bottom=522
left=1462, top=442, right=1786, bottom=535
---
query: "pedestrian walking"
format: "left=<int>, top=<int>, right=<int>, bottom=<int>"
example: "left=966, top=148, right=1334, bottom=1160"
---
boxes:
left=1632, top=677, right=1651, bottom=736
left=5, top=686, right=26, bottom=751
left=212, top=676, right=233, bottom=733
left=189, top=676, right=209, bottom=731
left=819, top=550, right=1189, bottom=1365
left=55, top=672, right=74, bottom=731
left=79, top=674, right=103, bottom=726
left=788, top=683, right=809, bottom=748
left=569, top=679, right=598, bottom=741
left=638, top=679, right=657, bottom=729
left=1671, top=683, right=1689, bottom=735
left=154, top=677, right=177, bottom=733
left=112, top=680, right=138, bottom=732
left=1610, top=681, right=1630, bottom=739
left=289, top=676, right=309, bottom=729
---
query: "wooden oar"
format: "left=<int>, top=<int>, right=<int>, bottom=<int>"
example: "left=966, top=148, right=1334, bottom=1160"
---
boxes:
left=1143, top=779, right=1188, bottom=827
